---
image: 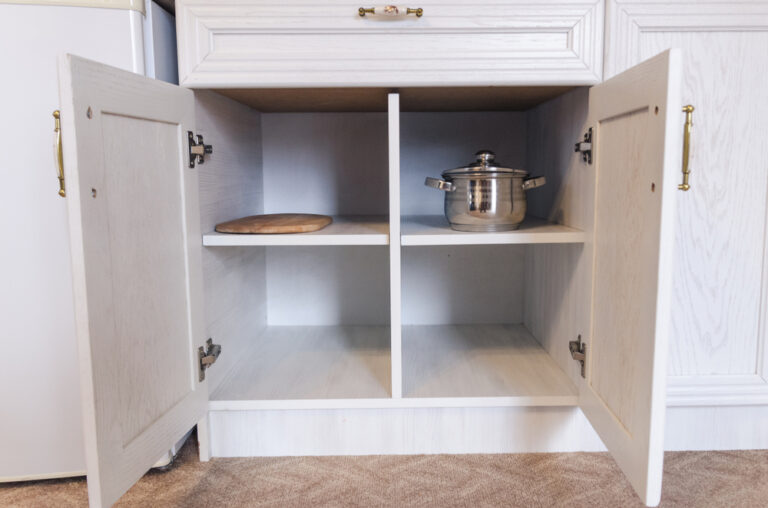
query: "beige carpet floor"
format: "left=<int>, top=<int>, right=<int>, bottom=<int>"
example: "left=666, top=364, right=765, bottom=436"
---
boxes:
left=2, top=436, right=767, bottom=507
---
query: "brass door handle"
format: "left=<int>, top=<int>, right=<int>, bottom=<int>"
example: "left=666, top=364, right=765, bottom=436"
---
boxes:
left=679, top=105, right=694, bottom=191
left=359, top=6, right=423, bottom=17
left=53, top=110, right=66, bottom=197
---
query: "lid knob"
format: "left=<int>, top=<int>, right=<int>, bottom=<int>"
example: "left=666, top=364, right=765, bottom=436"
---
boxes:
left=475, top=150, right=496, bottom=164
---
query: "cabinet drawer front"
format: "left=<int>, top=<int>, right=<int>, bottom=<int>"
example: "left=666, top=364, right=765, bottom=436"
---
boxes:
left=177, top=0, right=604, bottom=87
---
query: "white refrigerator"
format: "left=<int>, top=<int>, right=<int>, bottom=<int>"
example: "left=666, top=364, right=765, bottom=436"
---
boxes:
left=0, top=0, right=178, bottom=481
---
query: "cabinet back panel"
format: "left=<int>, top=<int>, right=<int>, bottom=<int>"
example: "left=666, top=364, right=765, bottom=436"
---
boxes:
left=262, top=113, right=389, bottom=216
left=266, top=246, right=390, bottom=326
left=400, top=112, right=527, bottom=216
left=402, top=245, right=524, bottom=325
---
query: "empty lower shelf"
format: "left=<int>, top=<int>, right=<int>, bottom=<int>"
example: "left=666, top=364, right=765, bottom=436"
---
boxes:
left=203, top=215, right=389, bottom=246
left=210, top=326, right=391, bottom=402
left=402, top=324, right=577, bottom=403
left=401, top=215, right=586, bottom=246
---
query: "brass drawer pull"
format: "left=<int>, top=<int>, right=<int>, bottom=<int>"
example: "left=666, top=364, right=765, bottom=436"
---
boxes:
left=53, top=110, right=66, bottom=197
left=679, top=105, right=694, bottom=191
left=358, top=6, right=423, bottom=17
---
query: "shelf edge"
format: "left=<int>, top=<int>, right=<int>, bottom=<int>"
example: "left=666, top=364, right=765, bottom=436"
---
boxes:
left=208, top=395, right=579, bottom=411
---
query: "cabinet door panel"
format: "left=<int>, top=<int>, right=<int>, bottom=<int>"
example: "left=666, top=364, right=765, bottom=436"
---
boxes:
left=58, top=55, right=207, bottom=508
left=581, top=49, right=681, bottom=507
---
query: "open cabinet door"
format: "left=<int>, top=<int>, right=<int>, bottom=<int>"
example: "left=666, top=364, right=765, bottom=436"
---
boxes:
left=58, top=55, right=208, bottom=507
left=580, top=49, right=682, bottom=507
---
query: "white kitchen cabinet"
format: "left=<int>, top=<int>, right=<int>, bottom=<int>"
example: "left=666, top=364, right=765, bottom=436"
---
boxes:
left=0, top=0, right=177, bottom=483
left=175, top=0, right=604, bottom=87
left=604, top=0, right=768, bottom=448
left=58, top=44, right=684, bottom=506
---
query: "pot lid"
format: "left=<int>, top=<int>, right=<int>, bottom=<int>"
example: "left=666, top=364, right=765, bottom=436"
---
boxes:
left=443, top=150, right=528, bottom=177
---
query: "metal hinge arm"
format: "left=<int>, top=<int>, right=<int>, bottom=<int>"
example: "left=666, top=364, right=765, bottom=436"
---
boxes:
left=574, top=127, right=593, bottom=164
left=569, top=335, right=586, bottom=378
left=198, top=338, right=221, bottom=382
left=188, top=131, right=213, bottom=168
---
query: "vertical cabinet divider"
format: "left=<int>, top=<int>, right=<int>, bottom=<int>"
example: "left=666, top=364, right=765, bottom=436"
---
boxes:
left=388, top=93, right=402, bottom=398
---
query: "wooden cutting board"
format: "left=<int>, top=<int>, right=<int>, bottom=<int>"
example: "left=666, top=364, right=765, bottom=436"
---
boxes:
left=215, top=214, right=333, bottom=234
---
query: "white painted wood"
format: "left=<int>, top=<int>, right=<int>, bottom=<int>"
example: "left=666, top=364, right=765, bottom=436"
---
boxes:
left=665, top=405, right=768, bottom=451
left=402, top=325, right=577, bottom=399
left=604, top=1, right=768, bottom=411
left=194, top=90, right=267, bottom=396
left=196, top=414, right=211, bottom=462
left=265, top=246, right=390, bottom=326
left=210, top=396, right=577, bottom=411
left=0, top=3, right=157, bottom=483
left=400, top=111, right=527, bottom=216
left=666, top=375, right=768, bottom=407
left=402, top=215, right=586, bottom=245
left=389, top=93, right=403, bottom=398
left=176, top=0, right=604, bottom=87
left=210, top=326, right=391, bottom=401
left=262, top=112, right=389, bottom=216
left=204, top=215, right=389, bottom=246
left=523, top=87, right=595, bottom=387
left=604, top=0, right=768, bottom=81
left=208, top=406, right=605, bottom=457
left=579, top=50, right=681, bottom=507
left=58, top=55, right=207, bottom=508
left=402, top=244, right=525, bottom=325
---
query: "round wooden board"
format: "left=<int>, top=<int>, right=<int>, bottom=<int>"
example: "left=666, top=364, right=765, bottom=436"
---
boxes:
left=215, top=214, right=333, bottom=234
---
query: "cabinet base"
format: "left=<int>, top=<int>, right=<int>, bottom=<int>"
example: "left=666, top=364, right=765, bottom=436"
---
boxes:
left=207, top=406, right=606, bottom=457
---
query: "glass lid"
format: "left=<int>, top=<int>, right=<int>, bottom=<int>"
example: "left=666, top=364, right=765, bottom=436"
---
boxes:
left=443, top=150, right=528, bottom=177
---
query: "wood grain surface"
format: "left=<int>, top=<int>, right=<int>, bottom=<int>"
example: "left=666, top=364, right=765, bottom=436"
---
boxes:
left=215, top=214, right=332, bottom=234
left=60, top=56, right=208, bottom=508
left=641, top=31, right=768, bottom=377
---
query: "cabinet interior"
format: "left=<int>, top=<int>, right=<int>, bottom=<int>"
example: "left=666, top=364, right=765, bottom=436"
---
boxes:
left=199, top=86, right=593, bottom=407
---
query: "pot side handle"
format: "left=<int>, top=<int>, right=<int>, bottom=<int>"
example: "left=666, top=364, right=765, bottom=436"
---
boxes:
left=425, top=177, right=455, bottom=192
left=522, top=176, right=547, bottom=191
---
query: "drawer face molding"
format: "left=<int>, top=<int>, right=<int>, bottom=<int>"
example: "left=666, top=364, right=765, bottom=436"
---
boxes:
left=177, top=0, right=604, bottom=87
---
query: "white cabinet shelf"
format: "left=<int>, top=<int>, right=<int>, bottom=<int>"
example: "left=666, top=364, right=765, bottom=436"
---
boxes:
left=202, top=215, right=389, bottom=246
left=210, top=326, right=392, bottom=403
left=209, top=324, right=578, bottom=410
left=401, top=215, right=586, bottom=246
left=402, top=324, right=577, bottom=405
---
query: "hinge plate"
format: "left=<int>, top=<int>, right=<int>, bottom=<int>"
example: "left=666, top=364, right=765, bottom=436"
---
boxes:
left=574, top=127, right=593, bottom=164
left=569, top=335, right=586, bottom=378
left=198, top=338, right=221, bottom=382
left=188, top=131, right=213, bottom=168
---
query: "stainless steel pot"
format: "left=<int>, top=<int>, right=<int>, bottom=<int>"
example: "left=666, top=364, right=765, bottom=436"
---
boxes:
left=425, top=151, right=546, bottom=232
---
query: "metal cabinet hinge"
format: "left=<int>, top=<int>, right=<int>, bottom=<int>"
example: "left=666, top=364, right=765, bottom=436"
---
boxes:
left=188, top=131, right=213, bottom=168
left=569, top=335, right=586, bottom=378
left=198, top=338, right=221, bottom=382
left=574, top=127, right=592, bottom=164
